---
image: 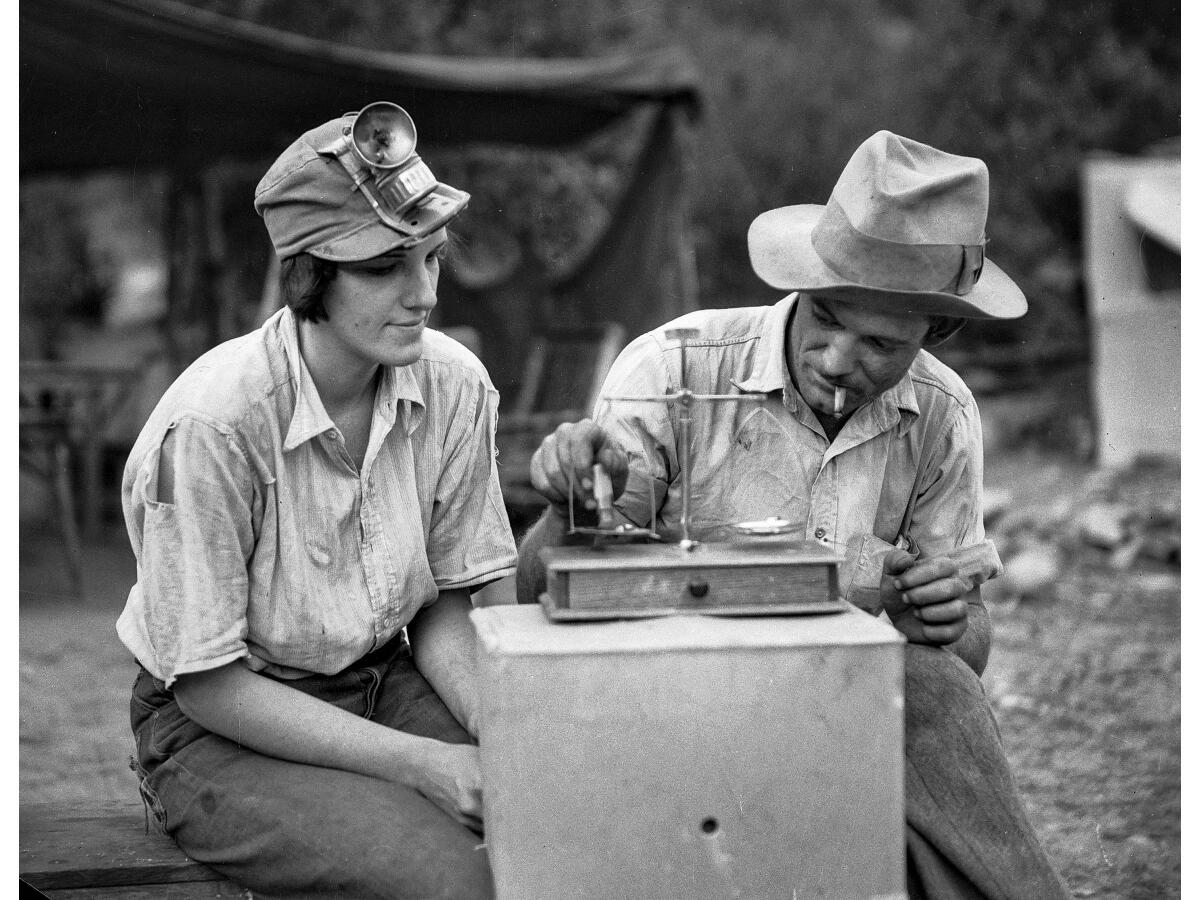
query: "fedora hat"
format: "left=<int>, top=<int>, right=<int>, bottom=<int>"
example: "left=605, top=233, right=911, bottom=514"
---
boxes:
left=747, top=131, right=1026, bottom=319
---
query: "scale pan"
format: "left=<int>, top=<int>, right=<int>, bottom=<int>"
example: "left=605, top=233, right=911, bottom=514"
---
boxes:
left=732, top=516, right=804, bottom=536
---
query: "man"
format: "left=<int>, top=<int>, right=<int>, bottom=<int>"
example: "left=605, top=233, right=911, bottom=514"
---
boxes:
left=517, top=131, right=1071, bottom=899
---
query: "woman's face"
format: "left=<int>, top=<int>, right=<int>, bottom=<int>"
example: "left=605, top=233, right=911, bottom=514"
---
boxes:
left=319, top=228, right=448, bottom=370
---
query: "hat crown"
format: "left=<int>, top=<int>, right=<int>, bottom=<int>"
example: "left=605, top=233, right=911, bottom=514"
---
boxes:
left=832, top=131, right=988, bottom=246
left=745, top=130, right=1027, bottom=319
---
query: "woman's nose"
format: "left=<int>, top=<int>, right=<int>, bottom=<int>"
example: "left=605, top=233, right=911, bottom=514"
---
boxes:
left=402, top=268, right=438, bottom=311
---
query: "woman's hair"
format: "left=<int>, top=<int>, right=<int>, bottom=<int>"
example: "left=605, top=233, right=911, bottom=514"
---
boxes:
left=279, top=253, right=339, bottom=323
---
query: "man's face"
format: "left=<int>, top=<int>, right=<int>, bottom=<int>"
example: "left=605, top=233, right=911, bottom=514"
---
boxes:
left=319, top=229, right=448, bottom=370
left=787, top=291, right=930, bottom=418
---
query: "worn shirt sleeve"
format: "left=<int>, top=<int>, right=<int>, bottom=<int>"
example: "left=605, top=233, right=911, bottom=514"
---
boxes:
left=115, top=415, right=257, bottom=688
left=426, top=374, right=517, bottom=592
left=841, top=395, right=1001, bottom=613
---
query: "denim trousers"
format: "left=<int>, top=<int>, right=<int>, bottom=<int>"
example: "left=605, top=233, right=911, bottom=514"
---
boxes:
left=129, top=635, right=493, bottom=900
left=130, top=638, right=1069, bottom=900
left=902, top=645, right=1071, bottom=900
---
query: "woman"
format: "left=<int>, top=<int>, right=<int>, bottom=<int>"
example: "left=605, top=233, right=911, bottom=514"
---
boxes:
left=117, top=104, right=516, bottom=899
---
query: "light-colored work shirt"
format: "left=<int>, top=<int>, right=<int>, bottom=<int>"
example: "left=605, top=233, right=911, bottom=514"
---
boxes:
left=117, top=307, right=517, bottom=688
left=594, top=293, right=1001, bottom=613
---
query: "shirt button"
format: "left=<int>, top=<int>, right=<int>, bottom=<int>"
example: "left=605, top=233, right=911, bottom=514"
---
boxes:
left=814, top=527, right=827, bottom=540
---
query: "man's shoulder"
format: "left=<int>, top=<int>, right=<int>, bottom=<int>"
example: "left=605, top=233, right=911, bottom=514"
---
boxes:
left=909, top=350, right=975, bottom=413
left=653, top=305, right=772, bottom=346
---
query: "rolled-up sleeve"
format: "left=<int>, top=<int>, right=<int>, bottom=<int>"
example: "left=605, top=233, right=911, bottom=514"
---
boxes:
left=426, top=376, right=517, bottom=592
left=116, top=415, right=256, bottom=687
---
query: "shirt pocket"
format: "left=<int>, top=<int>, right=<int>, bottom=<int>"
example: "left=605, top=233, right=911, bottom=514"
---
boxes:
left=716, top=407, right=809, bottom=526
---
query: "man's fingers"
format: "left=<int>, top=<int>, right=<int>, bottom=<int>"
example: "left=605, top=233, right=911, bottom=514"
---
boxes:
left=916, top=620, right=968, bottom=645
left=911, top=598, right=967, bottom=624
left=899, top=575, right=971, bottom=608
left=890, top=556, right=957, bottom=590
left=882, top=548, right=918, bottom=577
left=528, top=420, right=629, bottom=507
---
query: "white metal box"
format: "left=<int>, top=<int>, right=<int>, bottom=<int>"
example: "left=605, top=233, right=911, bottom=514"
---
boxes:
left=472, top=603, right=906, bottom=900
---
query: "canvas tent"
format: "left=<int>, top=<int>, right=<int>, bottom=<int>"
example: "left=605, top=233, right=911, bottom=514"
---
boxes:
left=21, top=0, right=703, bottom=402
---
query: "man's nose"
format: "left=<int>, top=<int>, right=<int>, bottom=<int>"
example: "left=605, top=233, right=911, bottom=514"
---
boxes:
left=819, top=334, right=857, bottom=377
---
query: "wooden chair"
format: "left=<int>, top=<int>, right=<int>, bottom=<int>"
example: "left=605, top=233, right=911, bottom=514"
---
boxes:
left=20, top=361, right=141, bottom=596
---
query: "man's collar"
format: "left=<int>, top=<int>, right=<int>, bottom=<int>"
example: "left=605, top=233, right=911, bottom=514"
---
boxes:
left=730, top=293, right=797, bottom=395
left=730, top=292, right=922, bottom=430
left=278, top=307, right=426, bottom=451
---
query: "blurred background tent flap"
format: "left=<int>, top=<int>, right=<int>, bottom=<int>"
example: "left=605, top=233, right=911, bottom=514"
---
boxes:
left=21, top=0, right=703, bottom=533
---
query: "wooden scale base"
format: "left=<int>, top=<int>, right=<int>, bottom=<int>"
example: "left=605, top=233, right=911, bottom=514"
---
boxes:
left=538, top=539, right=844, bottom=621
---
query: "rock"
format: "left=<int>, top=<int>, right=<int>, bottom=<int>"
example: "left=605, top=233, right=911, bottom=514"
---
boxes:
left=994, top=545, right=1064, bottom=601
left=1075, top=502, right=1130, bottom=549
left=981, top=487, right=1011, bottom=524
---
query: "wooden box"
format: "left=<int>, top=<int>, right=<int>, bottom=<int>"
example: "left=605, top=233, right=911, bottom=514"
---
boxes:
left=472, top=603, right=906, bottom=900
left=539, top=540, right=843, bottom=619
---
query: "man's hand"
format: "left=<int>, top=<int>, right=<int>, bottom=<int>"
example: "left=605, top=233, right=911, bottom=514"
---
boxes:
left=880, top=548, right=972, bottom=646
left=529, top=419, right=630, bottom=514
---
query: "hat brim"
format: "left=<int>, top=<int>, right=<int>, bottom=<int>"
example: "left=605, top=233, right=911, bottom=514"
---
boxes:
left=747, top=205, right=1027, bottom=320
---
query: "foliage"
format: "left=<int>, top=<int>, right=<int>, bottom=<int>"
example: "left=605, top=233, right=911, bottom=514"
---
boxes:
left=25, top=0, right=1179, bottom=377
left=668, top=0, right=1179, bottom=362
left=189, top=0, right=1176, bottom=368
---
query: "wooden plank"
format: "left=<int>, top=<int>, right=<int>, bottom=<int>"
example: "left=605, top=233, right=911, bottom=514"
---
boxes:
left=21, top=801, right=226, bottom=891
left=45, top=881, right=251, bottom=899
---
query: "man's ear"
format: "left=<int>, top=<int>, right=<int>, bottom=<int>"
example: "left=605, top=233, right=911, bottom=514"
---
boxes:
left=924, top=316, right=967, bottom=347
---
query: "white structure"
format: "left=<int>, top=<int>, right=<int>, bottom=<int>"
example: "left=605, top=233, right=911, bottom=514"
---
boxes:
left=1082, top=153, right=1181, bottom=466
left=473, top=604, right=905, bottom=900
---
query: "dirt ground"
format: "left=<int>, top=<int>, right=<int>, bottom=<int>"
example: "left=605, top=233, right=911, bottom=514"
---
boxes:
left=18, top=449, right=1180, bottom=899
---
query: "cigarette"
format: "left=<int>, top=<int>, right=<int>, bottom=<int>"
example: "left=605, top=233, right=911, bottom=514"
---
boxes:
left=833, top=386, right=846, bottom=417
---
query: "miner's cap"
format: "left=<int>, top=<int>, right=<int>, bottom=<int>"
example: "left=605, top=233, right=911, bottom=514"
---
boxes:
left=254, top=105, right=468, bottom=262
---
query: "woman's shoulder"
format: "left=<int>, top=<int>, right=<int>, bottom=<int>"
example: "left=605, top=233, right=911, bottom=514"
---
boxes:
left=416, top=328, right=495, bottom=390
left=138, top=327, right=292, bottom=447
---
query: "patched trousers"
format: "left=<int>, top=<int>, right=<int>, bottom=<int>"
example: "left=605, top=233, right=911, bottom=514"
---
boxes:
left=130, top=635, right=492, bottom=900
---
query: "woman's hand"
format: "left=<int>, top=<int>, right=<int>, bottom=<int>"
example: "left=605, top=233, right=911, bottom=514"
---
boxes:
left=411, top=741, right=484, bottom=835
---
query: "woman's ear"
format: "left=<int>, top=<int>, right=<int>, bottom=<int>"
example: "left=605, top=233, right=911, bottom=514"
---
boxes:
left=924, top=316, right=967, bottom=347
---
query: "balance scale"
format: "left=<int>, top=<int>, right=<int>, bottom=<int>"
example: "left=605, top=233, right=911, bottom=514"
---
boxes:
left=538, top=327, right=844, bottom=621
